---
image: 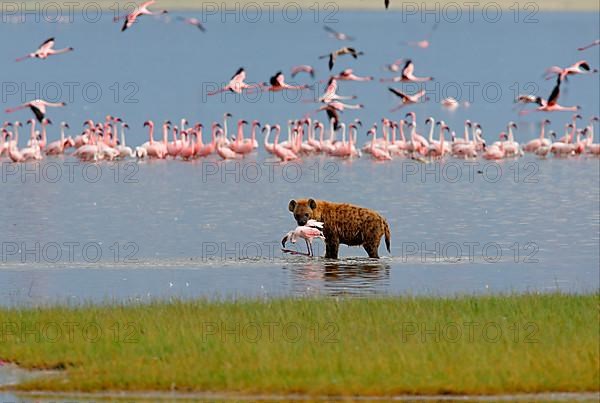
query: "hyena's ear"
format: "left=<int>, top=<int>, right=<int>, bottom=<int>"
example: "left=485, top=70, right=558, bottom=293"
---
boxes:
left=288, top=200, right=297, bottom=212
left=308, top=198, right=317, bottom=209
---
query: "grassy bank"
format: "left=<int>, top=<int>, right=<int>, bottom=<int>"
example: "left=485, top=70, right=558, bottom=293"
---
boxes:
left=15, top=0, right=600, bottom=11
left=1, top=293, right=598, bottom=395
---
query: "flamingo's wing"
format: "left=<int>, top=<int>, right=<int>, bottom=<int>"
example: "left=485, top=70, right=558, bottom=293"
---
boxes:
left=269, top=72, right=283, bottom=87
left=328, top=54, right=334, bottom=70
left=388, top=87, right=408, bottom=101
left=30, top=105, right=45, bottom=123
left=547, top=76, right=561, bottom=106
left=385, top=0, right=390, bottom=9
left=414, top=89, right=427, bottom=100
left=140, top=0, right=156, bottom=9
left=323, top=26, right=338, bottom=35
left=324, top=107, right=340, bottom=130
left=231, top=67, right=245, bottom=81
left=403, top=60, right=415, bottom=76
left=39, top=37, right=55, bottom=52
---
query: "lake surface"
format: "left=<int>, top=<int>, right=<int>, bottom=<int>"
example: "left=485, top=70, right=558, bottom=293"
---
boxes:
left=0, top=11, right=598, bottom=306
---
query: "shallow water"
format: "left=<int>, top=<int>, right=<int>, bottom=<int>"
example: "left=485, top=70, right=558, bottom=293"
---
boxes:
left=0, top=12, right=599, bottom=306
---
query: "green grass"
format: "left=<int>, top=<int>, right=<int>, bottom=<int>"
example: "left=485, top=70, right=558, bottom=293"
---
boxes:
left=1, top=293, right=598, bottom=396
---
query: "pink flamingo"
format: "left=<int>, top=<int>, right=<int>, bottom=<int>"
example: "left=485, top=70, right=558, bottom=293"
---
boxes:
left=324, top=26, right=354, bottom=41
left=578, top=39, right=600, bottom=51
left=334, top=69, right=373, bottom=81
left=46, top=122, right=72, bottom=155
left=291, top=65, right=315, bottom=79
left=281, top=219, right=325, bottom=257
left=367, top=127, right=392, bottom=161
left=520, top=75, right=580, bottom=115
left=318, top=77, right=357, bottom=103
left=318, top=47, right=364, bottom=70
left=142, top=121, right=167, bottom=159
left=381, top=60, right=433, bottom=83
left=262, top=124, right=276, bottom=155
left=15, top=37, right=73, bottom=62
left=176, top=16, right=206, bottom=31
left=167, top=123, right=184, bottom=157
left=208, top=68, right=262, bottom=95
left=179, top=130, right=196, bottom=160
left=273, top=124, right=298, bottom=162
left=483, top=134, right=507, bottom=160
left=388, top=87, right=428, bottom=111
left=401, top=23, right=438, bottom=49
left=426, top=122, right=448, bottom=158
left=545, top=60, right=597, bottom=81
left=195, top=123, right=217, bottom=157
left=5, top=99, right=66, bottom=123
left=265, top=72, right=310, bottom=91
left=115, top=0, right=168, bottom=32
left=523, top=119, right=552, bottom=152
left=229, top=120, right=254, bottom=155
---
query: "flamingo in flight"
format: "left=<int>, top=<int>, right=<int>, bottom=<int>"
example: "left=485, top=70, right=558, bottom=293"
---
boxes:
left=176, top=16, right=206, bottom=31
left=208, top=68, right=262, bottom=96
left=578, top=39, right=600, bottom=51
left=323, top=26, right=354, bottom=41
left=388, top=87, right=428, bottom=111
left=5, top=99, right=66, bottom=123
left=264, top=71, right=310, bottom=91
left=334, top=69, right=373, bottom=81
left=16, top=38, right=73, bottom=62
left=115, top=0, right=168, bottom=32
left=401, top=23, right=438, bottom=49
left=381, top=60, right=433, bottom=83
left=291, top=65, right=315, bottom=79
left=319, top=47, right=364, bottom=71
left=519, top=75, right=580, bottom=115
left=544, top=60, right=597, bottom=81
left=318, top=77, right=357, bottom=103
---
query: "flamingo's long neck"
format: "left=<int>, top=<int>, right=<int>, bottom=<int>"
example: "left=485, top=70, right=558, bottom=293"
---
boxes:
left=428, top=119, right=435, bottom=142
left=274, top=126, right=280, bottom=147
left=120, top=126, right=126, bottom=147
left=263, top=125, right=271, bottom=148
left=223, top=115, right=229, bottom=140
left=318, top=125, right=324, bottom=145
left=237, top=123, right=244, bottom=144
left=340, top=123, right=346, bottom=145
left=370, top=129, right=377, bottom=152
left=162, top=124, right=169, bottom=145
left=540, top=122, right=546, bottom=140
left=30, top=121, right=35, bottom=140
left=148, top=123, right=155, bottom=144
left=399, top=121, right=406, bottom=142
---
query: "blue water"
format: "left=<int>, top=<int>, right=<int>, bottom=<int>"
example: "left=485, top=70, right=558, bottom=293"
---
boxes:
left=0, top=11, right=598, bottom=305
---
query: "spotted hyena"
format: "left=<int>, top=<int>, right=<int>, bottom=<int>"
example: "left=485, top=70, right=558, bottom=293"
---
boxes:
left=288, top=198, right=391, bottom=259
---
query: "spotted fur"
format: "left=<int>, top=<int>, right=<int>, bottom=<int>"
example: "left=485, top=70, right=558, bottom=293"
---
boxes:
left=288, top=198, right=391, bottom=259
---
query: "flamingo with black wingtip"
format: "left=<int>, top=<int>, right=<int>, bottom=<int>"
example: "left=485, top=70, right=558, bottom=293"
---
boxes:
left=115, top=0, right=168, bottom=32
left=15, top=38, right=73, bottom=62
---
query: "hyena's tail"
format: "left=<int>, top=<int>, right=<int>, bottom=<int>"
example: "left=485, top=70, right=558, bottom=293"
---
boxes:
left=383, top=219, right=391, bottom=253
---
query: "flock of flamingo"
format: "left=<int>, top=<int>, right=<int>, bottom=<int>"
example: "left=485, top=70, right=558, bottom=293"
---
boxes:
left=1, top=0, right=599, bottom=164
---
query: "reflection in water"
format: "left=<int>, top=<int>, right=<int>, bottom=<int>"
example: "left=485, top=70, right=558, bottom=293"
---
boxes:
left=287, top=259, right=391, bottom=297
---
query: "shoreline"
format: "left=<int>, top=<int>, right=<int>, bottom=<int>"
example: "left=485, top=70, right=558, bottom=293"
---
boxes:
left=7, top=1, right=600, bottom=12
left=8, top=390, right=600, bottom=401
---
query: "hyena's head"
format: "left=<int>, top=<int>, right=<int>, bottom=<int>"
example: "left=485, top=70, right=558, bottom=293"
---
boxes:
left=288, top=198, right=317, bottom=226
